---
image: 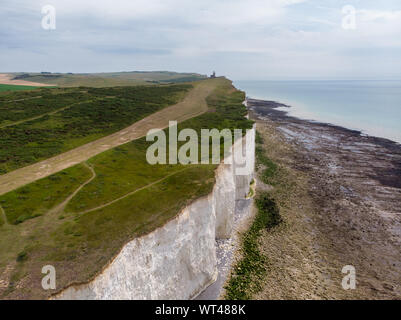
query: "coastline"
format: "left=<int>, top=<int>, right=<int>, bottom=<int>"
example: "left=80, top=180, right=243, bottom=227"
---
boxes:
left=247, top=98, right=401, bottom=299
left=248, top=98, right=401, bottom=188
left=233, top=78, right=401, bottom=145
left=248, top=97, right=401, bottom=146
left=273, top=103, right=401, bottom=145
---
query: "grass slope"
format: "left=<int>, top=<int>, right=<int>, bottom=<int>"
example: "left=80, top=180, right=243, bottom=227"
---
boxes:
left=9, top=72, right=207, bottom=87
left=0, top=84, right=42, bottom=92
left=0, top=78, right=253, bottom=299
left=0, top=164, right=92, bottom=225
left=0, top=79, right=219, bottom=196
left=0, top=84, right=191, bottom=174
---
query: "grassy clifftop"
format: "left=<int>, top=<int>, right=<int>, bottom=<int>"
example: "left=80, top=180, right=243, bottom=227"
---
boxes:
left=0, top=84, right=191, bottom=174
left=8, top=71, right=207, bottom=88
left=0, top=78, right=253, bottom=299
left=0, top=84, right=42, bottom=92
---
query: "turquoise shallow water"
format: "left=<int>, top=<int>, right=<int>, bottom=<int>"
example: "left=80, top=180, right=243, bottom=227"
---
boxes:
left=234, top=80, right=401, bottom=144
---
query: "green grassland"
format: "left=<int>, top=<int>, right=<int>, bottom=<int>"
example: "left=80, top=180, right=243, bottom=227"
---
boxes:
left=0, top=164, right=92, bottom=225
left=9, top=71, right=207, bottom=87
left=225, top=192, right=281, bottom=300
left=0, top=87, right=43, bottom=101
left=0, top=78, right=253, bottom=299
left=255, top=131, right=278, bottom=185
left=0, top=84, right=42, bottom=92
left=0, top=84, right=191, bottom=174
left=0, top=89, right=90, bottom=126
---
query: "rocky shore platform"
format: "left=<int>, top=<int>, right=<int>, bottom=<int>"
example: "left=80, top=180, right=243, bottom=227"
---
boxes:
left=248, top=98, right=401, bottom=299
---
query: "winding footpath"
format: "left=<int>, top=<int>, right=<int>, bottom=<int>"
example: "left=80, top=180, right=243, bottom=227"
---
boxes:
left=77, top=167, right=190, bottom=215
left=0, top=99, right=100, bottom=129
left=47, top=162, right=97, bottom=215
left=0, top=79, right=219, bottom=196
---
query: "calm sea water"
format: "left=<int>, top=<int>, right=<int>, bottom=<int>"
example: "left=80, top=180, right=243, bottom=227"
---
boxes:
left=234, top=80, right=401, bottom=144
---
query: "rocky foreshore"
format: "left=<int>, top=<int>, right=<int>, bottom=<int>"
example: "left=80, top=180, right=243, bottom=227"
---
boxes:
left=248, top=98, right=401, bottom=299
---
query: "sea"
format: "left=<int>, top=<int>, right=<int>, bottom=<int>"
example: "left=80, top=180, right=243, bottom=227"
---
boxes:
left=234, top=80, right=401, bottom=144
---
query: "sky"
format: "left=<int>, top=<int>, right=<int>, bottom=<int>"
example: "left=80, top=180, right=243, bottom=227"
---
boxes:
left=1, top=0, right=401, bottom=80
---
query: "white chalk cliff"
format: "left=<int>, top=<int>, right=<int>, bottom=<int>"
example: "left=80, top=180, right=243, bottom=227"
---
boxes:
left=54, top=125, right=255, bottom=300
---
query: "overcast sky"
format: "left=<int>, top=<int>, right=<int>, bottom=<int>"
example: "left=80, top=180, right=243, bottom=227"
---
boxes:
left=1, top=0, right=401, bottom=80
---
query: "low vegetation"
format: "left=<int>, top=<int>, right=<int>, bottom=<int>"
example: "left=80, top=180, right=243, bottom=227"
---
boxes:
left=0, top=78, right=253, bottom=299
left=225, top=193, right=281, bottom=300
left=0, top=87, right=43, bottom=101
left=0, top=89, right=89, bottom=125
left=0, top=84, right=191, bottom=174
left=255, top=131, right=278, bottom=184
left=9, top=71, right=207, bottom=87
left=225, top=130, right=282, bottom=300
left=0, top=84, right=42, bottom=92
left=0, top=164, right=91, bottom=225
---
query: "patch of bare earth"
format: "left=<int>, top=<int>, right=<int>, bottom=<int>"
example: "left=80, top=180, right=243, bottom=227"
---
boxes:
left=0, top=79, right=220, bottom=196
left=0, top=74, right=55, bottom=87
left=250, top=102, right=401, bottom=300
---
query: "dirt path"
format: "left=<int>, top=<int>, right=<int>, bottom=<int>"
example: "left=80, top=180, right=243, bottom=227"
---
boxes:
left=0, top=74, right=55, bottom=87
left=77, top=167, right=190, bottom=215
left=0, top=99, right=98, bottom=129
left=0, top=79, right=219, bottom=196
left=2, top=96, right=42, bottom=103
left=47, top=163, right=97, bottom=215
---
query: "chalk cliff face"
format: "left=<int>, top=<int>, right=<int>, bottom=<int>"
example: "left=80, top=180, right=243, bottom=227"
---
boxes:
left=214, top=163, right=236, bottom=239
left=55, top=126, right=255, bottom=300
left=235, top=126, right=255, bottom=202
left=215, top=127, right=255, bottom=239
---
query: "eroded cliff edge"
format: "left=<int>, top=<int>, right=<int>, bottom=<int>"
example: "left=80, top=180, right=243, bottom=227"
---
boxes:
left=54, top=125, right=255, bottom=300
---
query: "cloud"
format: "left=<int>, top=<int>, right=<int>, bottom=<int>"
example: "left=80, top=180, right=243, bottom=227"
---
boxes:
left=88, top=45, right=170, bottom=55
left=34, top=0, right=306, bottom=25
left=0, top=0, right=400, bottom=79
left=358, top=9, right=401, bottom=22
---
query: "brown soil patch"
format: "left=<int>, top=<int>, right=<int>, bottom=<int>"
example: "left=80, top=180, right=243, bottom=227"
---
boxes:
left=0, top=74, right=55, bottom=87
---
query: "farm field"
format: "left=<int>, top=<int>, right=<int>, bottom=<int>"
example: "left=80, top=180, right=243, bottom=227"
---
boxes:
left=0, top=77, right=253, bottom=299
